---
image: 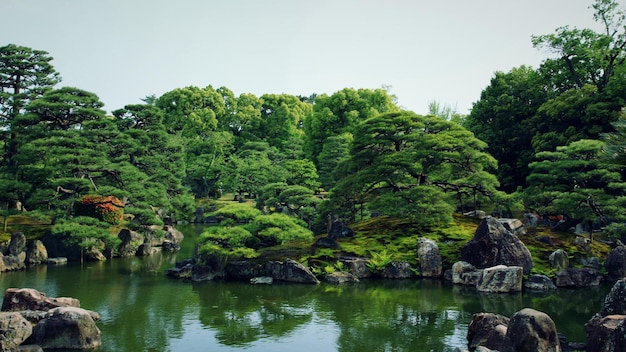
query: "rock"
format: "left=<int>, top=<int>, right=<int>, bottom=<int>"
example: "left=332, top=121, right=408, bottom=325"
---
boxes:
left=1, top=252, right=26, bottom=271
left=46, top=257, right=67, bottom=265
left=325, top=271, right=359, bottom=284
left=161, top=240, right=180, bottom=252
left=606, top=246, right=626, bottom=281
left=523, top=212, right=539, bottom=227
left=340, top=257, right=372, bottom=279
left=191, top=264, right=222, bottom=282
left=27, top=307, right=101, bottom=350
left=585, top=314, right=626, bottom=352
left=136, top=242, right=158, bottom=256
left=476, top=265, right=523, bottom=293
left=250, top=276, right=273, bottom=284
left=0, top=311, right=33, bottom=351
left=464, top=210, right=487, bottom=219
left=574, top=236, right=592, bottom=253
left=381, top=261, right=416, bottom=279
left=8, top=232, right=26, bottom=256
left=225, top=261, right=267, bottom=281
left=497, top=218, right=526, bottom=236
left=165, top=263, right=193, bottom=279
left=116, top=229, right=142, bottom=257
left=555, top=268, right=602, bottom=288
left=17, top=345, right=44, bottom=352
left=85, top=245, right=106, bottom=261
left=549, top=249, right=569, bottom=272
left=596, top=278, right=626, bottom=317
left=163, top=225, right=184, bottom=244
left=502, top=308, right=561, bottom=352
left=452, top=261, right=482, bottom=286
left=580, top=256, right=601, bottom=270
left=524, top=274, right=556, bottom=291
left=460, top=216, right=533, bottom=274
left=1, top=288, right=80, bottom=312
left=25, top=240, right=48, bottom=265
left=417, top=238, right=442, bottom=278
left=314, top=236, right=338, bottom=248
left=467, top=312, right=509, bottom=351
left=328, top=221, right=354, bottom=239
left=265, top=258, right=320, bottom=284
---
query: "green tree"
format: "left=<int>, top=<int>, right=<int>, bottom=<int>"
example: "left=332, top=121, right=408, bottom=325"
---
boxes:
left=156, top=85, right=224, bottom=136
left=316, top=133, right=352, bottom=190
left=464, top=66, right=550, bottom=192
left=523, top=139, right=626, bottom=234
left=0, top=44, right=60, bottom=171
left=330, top=111, right=500, bottom=226
left=303, top=88, right=400, bottom=165
left=258, top=93, right=311, bottom=154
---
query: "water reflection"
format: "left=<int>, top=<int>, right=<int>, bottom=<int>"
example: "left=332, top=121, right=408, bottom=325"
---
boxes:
left=0, top=225, right=612, bottom=351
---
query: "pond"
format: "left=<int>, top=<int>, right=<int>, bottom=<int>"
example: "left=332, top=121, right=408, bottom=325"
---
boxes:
left=0, top=225, right=611, bottom=352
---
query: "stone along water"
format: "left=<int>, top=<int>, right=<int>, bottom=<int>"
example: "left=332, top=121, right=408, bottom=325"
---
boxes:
left=0, top=224, right=612, bottom=352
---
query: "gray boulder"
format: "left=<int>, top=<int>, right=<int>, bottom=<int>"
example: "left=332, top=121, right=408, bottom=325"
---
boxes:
left=1, top=252, right=26, bottom=271
left=325, top=271, right=359, bottom=284
left=116, top=229, right=143, bottom=257
left=1, top=288, right=80, bottom=312
left=28, top=307, right=101, bottom=350
left=417, top=238, right=442, bottom=278
left=585, top=314, right=626, bottom=352
left=467, top=312, right=509, bottom=351
left=225, top=261, right=266, bottom=281
left=381, top=261, right=416, bottom=279
left=25, top=240, right=48, bottom=265
left=265, top=258, right=320, bottom=284
left=497, top=218, right=526, bottom=236
left=524, top=274, right=556, bottom=291
left=476, top=265, right=523, bottom=293
left=165, top=263, right=193, bottom=280
left=548, top=249, right=569, bottom=272
left=0, top=311, right=33, bottom=351
left=555, top=267, right=602, bottom=288
left=340, top=257, right=372, bottom=279
left=8, top=232, right=26, bottom=256
left=250, top=276, right=273, bottom=284
left=460, top=216, right=533, bottom=274
left=502, top=308, right=561, bottom=352
left=452, top=261, right=482, bottom=286
left=605, top=245, right=626, bottom=282
left=163, top=225, right=184, bottom=244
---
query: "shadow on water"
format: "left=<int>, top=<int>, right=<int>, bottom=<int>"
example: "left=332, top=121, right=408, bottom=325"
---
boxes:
left=0, top=224, right=612, bottom=351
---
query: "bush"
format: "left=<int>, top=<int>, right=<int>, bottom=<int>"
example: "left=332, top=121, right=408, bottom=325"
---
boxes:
left=212, top=203, right=262, bottom=222
left=75, top=194, right=124, bottom=224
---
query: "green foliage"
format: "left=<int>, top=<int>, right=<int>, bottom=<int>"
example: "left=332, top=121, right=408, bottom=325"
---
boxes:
left=51, top=216, right=120, bottom=249
left=366, top=250, right=393, bottom=273
left=212, top=203, right=262, bottom=222
left=247, top=213, right=313, bottom=246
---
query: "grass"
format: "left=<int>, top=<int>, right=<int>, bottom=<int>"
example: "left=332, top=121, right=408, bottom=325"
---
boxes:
left=0, top=214, right=52, bottom=241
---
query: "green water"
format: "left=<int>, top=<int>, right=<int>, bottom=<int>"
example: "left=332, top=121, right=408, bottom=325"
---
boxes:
left=0, top=225, right=611, bottom=352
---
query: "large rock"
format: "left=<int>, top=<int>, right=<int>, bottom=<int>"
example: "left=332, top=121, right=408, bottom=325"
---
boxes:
left=340, top=257, right=372, bottom=279
left=163, top=225, right=184, bottom=244
left=586, top=314, right=626, bottom=352
left=25, top=240, right=48, bottom=265
left=476, top=265, right=523, bottom=293
left=325, top=271, right=359, bottom=284
left=585, top=278, right=626, bottom=351
left=523, top=274, right=556, bottom=291
left=548, top=249, right=569, bottom=272
left=555, top=267, right=602, bottom=288
left=497, top=218, right=526, bottom=236
left=27, top=307, right=101, bottom=350
left=460, top=216, right=533, bottom=274
left=1, top=288, right=80, bottom=312
left=116, top=229, right=143, bottom=257
left=381, top=261, right=416, bottom=279
left=328, top=221, right=354, bottom=239
left=0, top=311, right=33, bottom=351
left=225, top=261, right=266, bottom=280
left=605, top=245, right=626, bottom=282
left=502, top=308, right=561, bottom=352
left=1, top=252, right=26, bottom=271
left=467, top=312, right=509, bottom=351
left=8, top=232, right=26, bottom=256
left=265, top=258, right=320, bottom=284
left=417, top=238, right=442, bottom=278
left=452, top=261, right=482, bottom=286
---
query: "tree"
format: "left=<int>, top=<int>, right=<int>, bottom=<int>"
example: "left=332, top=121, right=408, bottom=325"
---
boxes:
left=316, top=133, right=352, bottom=190
left=329, top=111, right=500, bottom=226
left=0, top=44, right=60, bottom=170
left=156, top=85, right=224, bottom=136
left=258, top=93, right=311, bottom=154
left=303, top=88, right=400, bottom=165
left=523, top=139, right=626, bottom=235
left=464, top=66, right=550, bottom=192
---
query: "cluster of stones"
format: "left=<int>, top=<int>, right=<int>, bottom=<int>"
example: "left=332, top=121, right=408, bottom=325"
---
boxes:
left=0, top=288, right=101, bottom=351
left=461, top=278, right=626, bottom=352
left=0, top=225, right=184, bottom=272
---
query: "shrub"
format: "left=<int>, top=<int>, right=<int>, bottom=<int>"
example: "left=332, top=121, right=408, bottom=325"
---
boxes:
left=75, top=194, right=124, bottom=225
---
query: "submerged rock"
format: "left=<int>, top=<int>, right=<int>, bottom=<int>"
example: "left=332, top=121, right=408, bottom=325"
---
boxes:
left=417, top=238, right=442, bottom=278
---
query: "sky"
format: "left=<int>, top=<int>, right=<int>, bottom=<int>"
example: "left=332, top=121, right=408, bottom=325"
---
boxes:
left=2, top=0, right=602, bottom=115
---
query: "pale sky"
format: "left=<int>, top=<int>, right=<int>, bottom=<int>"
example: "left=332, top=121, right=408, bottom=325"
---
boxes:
left=3, top=0, right=601, bottom=115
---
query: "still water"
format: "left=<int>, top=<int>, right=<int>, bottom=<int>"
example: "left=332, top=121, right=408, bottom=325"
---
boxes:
left=0, top=225, right=611, bottom=352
